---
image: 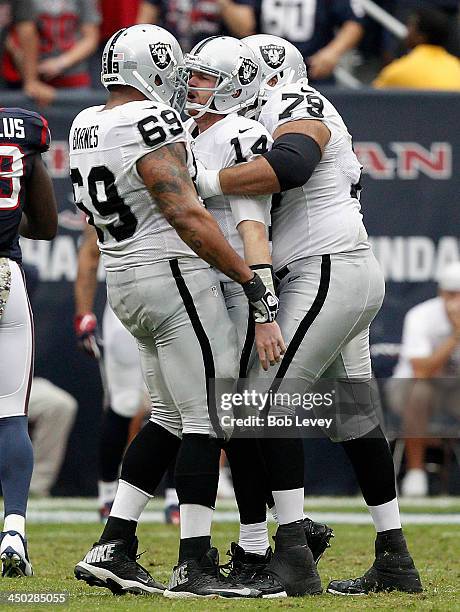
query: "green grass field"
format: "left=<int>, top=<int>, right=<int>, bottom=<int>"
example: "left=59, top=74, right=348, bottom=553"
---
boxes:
left=0, top=521, right=459, bottom=611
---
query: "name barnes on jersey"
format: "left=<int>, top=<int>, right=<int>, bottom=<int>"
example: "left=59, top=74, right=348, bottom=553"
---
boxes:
left=72, top=125, right=99, bottom=150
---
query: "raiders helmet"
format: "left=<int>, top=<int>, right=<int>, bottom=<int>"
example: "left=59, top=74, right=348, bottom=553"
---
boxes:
left=184, top=36, right=261, bottom=118
left=242, top=34, right=307, bottom=112
left=101, top=25, right=188, bottom=112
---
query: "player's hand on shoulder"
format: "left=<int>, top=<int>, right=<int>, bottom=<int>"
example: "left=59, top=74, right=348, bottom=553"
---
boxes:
left=255, top=321, right=286, bottom=371
left=74, top=312, right=101, bottom=359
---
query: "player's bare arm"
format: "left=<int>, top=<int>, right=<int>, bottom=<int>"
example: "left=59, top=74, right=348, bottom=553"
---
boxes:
left=199, top=119, right=330, bottom=197
left=137, top=142, right=253, bottom=284
left=20, top=154, right=57, bottom=240
left=238, top=220, right=286, bottom=368
left=272, top=119, right=330, bottom=150
left=219, top=154, right=279, bottom=196
left=237, top=220, right=270, bottom=266
left=73, top=223, right=101, bottom=359
left=75, top=224, right=100, bottom=316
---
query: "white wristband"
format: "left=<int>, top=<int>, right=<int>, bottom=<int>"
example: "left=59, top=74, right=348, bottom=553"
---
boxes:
left=197, top=169, right=223, bottom=199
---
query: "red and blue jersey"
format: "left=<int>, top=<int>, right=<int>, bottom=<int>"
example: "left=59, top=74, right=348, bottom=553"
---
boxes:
left=0, top=108, right=50, bottom=263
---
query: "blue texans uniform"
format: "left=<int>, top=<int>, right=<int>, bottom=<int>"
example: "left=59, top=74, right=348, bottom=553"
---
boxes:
left=0, top=108, right=50, bottom=263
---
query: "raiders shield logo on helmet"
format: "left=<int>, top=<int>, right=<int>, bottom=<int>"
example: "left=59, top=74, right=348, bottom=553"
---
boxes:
left=260, top=44, right=285, bottom=69
left=238, top=58, right=258, bottom=85
left=149, top=43, right=172, bottom=69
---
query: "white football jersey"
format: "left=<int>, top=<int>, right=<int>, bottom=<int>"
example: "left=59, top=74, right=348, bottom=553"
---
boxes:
left=69, top=100, right=198, bottom=271
left=259, top=78, right=370, bottom=271
left=188, top=113, right=272, bottom=281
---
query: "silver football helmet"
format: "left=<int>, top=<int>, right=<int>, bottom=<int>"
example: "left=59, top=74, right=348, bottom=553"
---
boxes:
left=101, top=25, right=188, bottom=112
left=184, top=36, right=261, bottom=118
left=242, top=34, right=307, bottom=115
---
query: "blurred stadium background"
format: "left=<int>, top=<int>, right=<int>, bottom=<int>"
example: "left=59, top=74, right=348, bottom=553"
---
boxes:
left=0, top=0, right=460, bottom=610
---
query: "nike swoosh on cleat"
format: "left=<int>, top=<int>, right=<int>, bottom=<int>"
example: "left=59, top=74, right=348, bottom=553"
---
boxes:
left=133, top=576, right=151, bottom=585
left=205, top=587, right=256, bottom=596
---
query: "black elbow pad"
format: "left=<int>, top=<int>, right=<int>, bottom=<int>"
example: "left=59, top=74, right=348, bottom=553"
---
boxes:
left=263, top=133, right=322, bottom=191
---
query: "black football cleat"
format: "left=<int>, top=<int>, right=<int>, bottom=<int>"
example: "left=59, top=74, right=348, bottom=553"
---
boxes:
left=303, top=517, right=334, bottom=564
left=74, top=537, right=165, bottom=595
left=261, top=522, right=322, bottom=596
left=222, top=542, right=272, bottom=582
left=163, top=547, right=259, bottom=599
left=221, top=543, right=287, bottom=598
left=327, top=529, right=423, bottom=595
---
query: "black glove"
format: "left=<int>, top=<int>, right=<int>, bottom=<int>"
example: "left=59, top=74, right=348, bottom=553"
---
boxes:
left=242, top=272, right=279, bottom=323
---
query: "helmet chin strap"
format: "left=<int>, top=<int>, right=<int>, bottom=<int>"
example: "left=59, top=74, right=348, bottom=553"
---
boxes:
left=186, top=91, right=258, bottom=118
left=185, top=79, right=230, bottom=118
left=184, top=101, right=226, bottom=119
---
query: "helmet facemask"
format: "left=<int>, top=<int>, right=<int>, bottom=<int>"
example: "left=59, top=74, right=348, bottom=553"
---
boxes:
left=184, top=61, right=231, bottom=118
left=185, top=61, right=255, bottom=118
left=238, top=93, right=266, bottom=120
left=184, top=41, right=260, bottom=119
left=167, top=65, right=189, bottom=113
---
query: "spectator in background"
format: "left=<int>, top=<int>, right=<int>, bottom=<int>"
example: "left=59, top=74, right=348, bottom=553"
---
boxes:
left=374, top=7, right=460, bottom=89
left=246, top=0, right=364, bottom=86
left=3, top=0, right=100, bottom=91
left=100, top=0, right=140, bottom=44
left=0, top=0, right=54, bottom=106
left=22, top=265, right=78, bottom=499
left=384, top=0, right=459, bottom=59
left=28, top=379, right=78, bottom=497
left=386, top=262, right=460, bottom=496
left=137, top=0, right=254, bottom=51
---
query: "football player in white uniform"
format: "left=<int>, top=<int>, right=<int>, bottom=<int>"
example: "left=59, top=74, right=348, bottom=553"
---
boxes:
left=74, top=223, right=179, bottom=523
left=70, top=25, right=282, bottom=598
left=185, top=37, right=275, bottom=370
left=197, top=34, right=422, bottom=596
left=184, top=35, right=279, bottom=591
left=183, top=35, right=331, bottom=598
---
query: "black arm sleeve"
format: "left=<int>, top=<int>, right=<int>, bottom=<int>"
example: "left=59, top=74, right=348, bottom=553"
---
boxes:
left=262, top=132, right=322, bottom=191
